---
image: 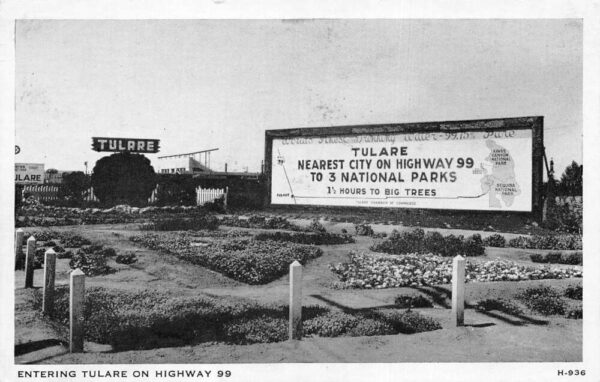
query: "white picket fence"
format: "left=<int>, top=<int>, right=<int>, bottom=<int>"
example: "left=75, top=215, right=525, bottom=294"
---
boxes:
left=84, top=186, right=159, bottom=204
left=22, top=185, right=60, bottom=202
left=196, top=186, right=228, bottom=208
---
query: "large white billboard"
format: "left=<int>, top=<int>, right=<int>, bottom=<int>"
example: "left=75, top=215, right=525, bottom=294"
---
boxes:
left=271, top=129, right=532, bottom=211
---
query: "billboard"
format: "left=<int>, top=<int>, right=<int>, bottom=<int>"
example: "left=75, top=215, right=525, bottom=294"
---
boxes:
left=266, top=117, right=543, bottom=213
left=15, top=163, right=45, bottom=184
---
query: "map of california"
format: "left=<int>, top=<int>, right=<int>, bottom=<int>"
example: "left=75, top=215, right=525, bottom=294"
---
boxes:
left=480, top=140, right=521, bottom=207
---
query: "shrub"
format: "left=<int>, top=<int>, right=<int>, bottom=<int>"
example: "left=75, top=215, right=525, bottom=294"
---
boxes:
left=58, top=171, right=90, bottom=205
left=52, top=245, right=65, bottom=253
left=347, top=318, right=395, bottom=337
left=439, top=235, right=465, bottom=257
left=462, top=234, right=486, bottom=257
left=141, top=216, right=219, bottom=231
left=308, top=219, right=327, bottom=234
left=219, top=215, right=302, bottom=231
left=508, top=234, right=582, bottom=250
left=423, top=231, right=446, bottom=255
left=24, top=230, right=59, bottom=242
left=253, top=231, right=354, bottom=245
left=545, top=252, right=563, bottom=264
left=482, top=234, right=506, bottom=247
left=34, top=248, right=46, bottom=269
left=565, top=307, right=582, bottom=319
left=376, top=310, right=442, bottom=334
left=354, top=224, right=374, bottom=236
left=58, top=233, right=91, bottom=248
left=91, top=152, right=156, bottom=206
left=224, top=315, right=287, bottom=344
left=474, top=298, right=523, bottom=315
left=517, top=286, right=566, bottom=316
left=530, top=253, right=545, bottom=263
left=564, top=285, right=582, bottom=300
left=69, top=251, right=114, bottom=276
left=394, top=295, right=433, bottom=309
left=56, top=250, right=73, bottom=259
left=116, top=252, right=138, bottom=265
left=371, top=229, right=485, bottom=257
left=529, top=251, right=582, bottom=265
left=303, top=311, right=359, bottom=337
left=562, top=252, right=583, bottom=265
left=155, top=174, right=197, bottom=206
left=371, top=229, right=424, bottom=254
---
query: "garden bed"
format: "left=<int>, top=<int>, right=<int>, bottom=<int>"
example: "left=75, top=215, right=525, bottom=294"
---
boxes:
left=130, top=233, right=324, bottom=284
left=330, top=252, right=582, bottom=289
left=33, top=286, right=441, bottom=351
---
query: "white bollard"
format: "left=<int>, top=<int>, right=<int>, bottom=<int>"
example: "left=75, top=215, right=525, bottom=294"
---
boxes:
left=15, top=229, right=24, bottom=269
left=289, top=261, right=303, bottom=340
left=70, top=269, right=85, bottom=353
left=42, top=249, right=57, bottom=316
left=25, top=236, right=36, bottom=288
left=452, top=255, right=466, bottom=326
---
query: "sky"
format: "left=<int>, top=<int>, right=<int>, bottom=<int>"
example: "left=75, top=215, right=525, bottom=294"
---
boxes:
left=15, top=19, right=582, bottom=175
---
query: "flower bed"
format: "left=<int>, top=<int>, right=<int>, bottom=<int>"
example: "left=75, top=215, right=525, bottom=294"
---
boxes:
left=130, top=234, right=323, bottom=284
left=330, top=252, right=582, bottom=289
left=33, top=287, right=442, bottom=350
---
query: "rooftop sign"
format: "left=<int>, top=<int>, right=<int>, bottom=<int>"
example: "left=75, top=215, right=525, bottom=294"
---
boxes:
left=92, top=137, right=160, bottom=153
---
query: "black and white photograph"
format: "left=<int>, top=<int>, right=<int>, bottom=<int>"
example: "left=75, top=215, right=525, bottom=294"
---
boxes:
left=1, top=1, right=599, bottom=381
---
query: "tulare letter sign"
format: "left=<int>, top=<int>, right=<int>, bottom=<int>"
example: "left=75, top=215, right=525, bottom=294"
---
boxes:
left=266, top=117, right=544, bottom=214
left=92, top=137, right=160, bottom=153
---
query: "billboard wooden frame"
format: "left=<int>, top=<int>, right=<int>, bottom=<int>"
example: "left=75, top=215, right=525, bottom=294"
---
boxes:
left=264, top=116, right=544, bottom=220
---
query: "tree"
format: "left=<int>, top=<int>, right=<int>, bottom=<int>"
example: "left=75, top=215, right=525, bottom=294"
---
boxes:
left=91, top=152, right=156, bottom=206
left=557, top=161, right=583, bottom=196
left=59, top=171, right=90, bottom=204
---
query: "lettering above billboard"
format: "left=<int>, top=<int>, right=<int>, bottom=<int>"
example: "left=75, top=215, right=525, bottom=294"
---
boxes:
left=268, top=119, right=542, bottom=212
left=92, top=137, right=160, bottom=153
left=15, top=163, right=44, bottom=184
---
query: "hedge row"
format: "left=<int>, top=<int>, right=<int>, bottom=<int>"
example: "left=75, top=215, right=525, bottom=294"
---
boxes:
left=254, top=231, right=355, bottom=245
left=508, top=234, right=582, bottom=250
left=218, top=215, right=303, bottom=231
left=370, top=228, right=485, bottom=257
left=139, top=215, right=219, bottom=231
left=530, top=251, right=582, bottom=265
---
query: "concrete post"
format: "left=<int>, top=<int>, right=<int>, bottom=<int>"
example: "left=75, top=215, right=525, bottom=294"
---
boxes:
left=69, top=269, right=85, bottom=353
left=24, top=236, right=36, bottom=288
left=289, top=261, right=302, bottom=340
left=452, top=255, right=466, bottom=326
left=15, top=229, right=24, bottom=269
left=42, top=249, right=57, bottom=316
